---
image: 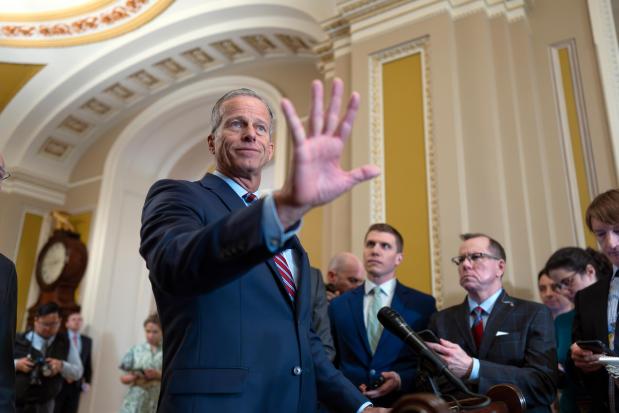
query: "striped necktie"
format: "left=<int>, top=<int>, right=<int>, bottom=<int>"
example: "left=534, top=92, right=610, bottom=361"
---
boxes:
left=243, top=192, right=296, bottom=301
left=367, top=286, right=384, bottom=354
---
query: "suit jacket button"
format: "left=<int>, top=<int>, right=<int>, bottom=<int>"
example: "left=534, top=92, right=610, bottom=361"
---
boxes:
left=292, top=366, right=302, bottom=376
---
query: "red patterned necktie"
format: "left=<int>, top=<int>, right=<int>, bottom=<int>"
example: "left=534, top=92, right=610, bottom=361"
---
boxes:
left=471, top=306, right=484, bottom=349
left=243, top=192, right=296, bottom=301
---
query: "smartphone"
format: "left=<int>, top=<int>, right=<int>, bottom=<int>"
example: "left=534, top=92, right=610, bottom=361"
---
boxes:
left=418, top=329, right=440, bottom=344
left=577, top=340, right=612, bottom=354
left=369, top=375, right=385, bottom=389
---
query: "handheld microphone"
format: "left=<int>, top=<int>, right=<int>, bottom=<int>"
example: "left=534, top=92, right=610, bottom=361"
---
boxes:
left=377, top=307, right=469, bottom=393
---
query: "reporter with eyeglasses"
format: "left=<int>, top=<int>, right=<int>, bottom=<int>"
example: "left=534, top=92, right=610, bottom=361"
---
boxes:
left=424, top=233, right=557, bottom=413
left=14, top=302, right=83, bottom=413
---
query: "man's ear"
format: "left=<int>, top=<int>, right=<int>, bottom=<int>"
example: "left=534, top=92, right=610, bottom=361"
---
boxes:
left=207, top=134, right=216, bottom=154
left=497, top=259, right=506, bottom=277
left=395, top=253, right=403, bottom=266
left=327, top=270, right=336, bottom=283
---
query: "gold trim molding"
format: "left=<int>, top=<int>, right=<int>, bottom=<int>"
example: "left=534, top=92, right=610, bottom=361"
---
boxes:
left=0, top=1, right=116, bottom=22
left=0, top=0, right=174, bottom=47
left=368, top=35, right=443, bottom=307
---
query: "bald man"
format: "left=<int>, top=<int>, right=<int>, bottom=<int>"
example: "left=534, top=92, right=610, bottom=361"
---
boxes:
left=0, top=153, right=17, bottom=412
left=326, top=252, right=365, bottom=301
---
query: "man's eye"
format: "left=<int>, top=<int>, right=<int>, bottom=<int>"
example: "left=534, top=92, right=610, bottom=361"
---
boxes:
left=229, top=120, right=242, bottom=128
left=256, top=125, right=267, bottom=133
left=594, top=231, right=607, bottom=238
left=470, top=253, right=484, bottom=261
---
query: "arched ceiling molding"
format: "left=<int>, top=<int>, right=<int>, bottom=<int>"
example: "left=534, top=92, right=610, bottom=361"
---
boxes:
left=0, top=1, right=324, bottom=197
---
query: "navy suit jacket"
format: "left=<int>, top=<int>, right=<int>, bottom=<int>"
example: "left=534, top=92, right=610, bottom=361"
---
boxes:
left=0, top=254, right=16, bottom=413
left=329, top=281, right=436, bottom=406
left=140, top=174, right=367, bottom=413
left=428, top=291, right=557, bottom=413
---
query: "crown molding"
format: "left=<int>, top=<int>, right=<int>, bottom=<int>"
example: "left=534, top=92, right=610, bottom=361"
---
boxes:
left=317, top=0, right=528, bottom=67
left=2, top=169, right=67, bottom=205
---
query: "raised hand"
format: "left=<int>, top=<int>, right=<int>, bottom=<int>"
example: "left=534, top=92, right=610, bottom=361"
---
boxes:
left=274, top=78, right=380, bottom=228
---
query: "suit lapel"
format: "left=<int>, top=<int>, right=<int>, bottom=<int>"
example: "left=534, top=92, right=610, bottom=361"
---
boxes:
left=479, top=290, right=513, bottom=358
left=350, top=286, right=372, bottom=356
left=201, top=173, right=298, bottom=311
left=199, top=173, right=246, bottom=211
left=374, top=282, right=405, bottom=359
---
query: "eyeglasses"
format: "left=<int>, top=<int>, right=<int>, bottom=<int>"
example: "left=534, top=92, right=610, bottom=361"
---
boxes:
left=451, top=252, right=501, bottom=266
left=0, top=169, right=10, bottom=181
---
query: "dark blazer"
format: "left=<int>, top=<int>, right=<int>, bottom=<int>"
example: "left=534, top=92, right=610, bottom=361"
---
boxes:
left=428, top=290, right=557, bottom=413
left=140, top=174, right=367, bottom=413
left=309, top=267, right=335, bottom=361
left=329, top=281, right=437, bottom=406
left=0, top=253, right=16, bottom=413
left=571, top=275, right=615, bottom=411
left=80, top=334, right=93, bottom=385
left=54, top=333, right=93, bottom=413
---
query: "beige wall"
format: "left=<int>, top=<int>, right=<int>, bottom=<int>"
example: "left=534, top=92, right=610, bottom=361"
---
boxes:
left=328, top=0, right=616, bottom=306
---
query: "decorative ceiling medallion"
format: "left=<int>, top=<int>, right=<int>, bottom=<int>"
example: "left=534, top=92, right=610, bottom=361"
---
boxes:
left=105, top=82, right=135, bottom=101
left=182, top=48, right=216, bottom=68
left=154, top=58, right=187, bottom=78
left=40, top=137, right=73, bottom=159
left=211, top=39, right=245, bottom=61
left=129, top=69, right=161, bottom=88
left=81, top=97, right=111, bottom=115
left=243, top=35, right=278, bottom=55
left=60, top=115, right=90, bottom=134
left=275, top=34, right=311, bottom=54
left=0, top=0, right=174, bottom=47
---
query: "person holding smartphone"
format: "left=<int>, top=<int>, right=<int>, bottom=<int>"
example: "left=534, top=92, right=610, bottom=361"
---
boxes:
left=570, top=189, right=619, bottom=412
left=544, top=247, right=612, bottom=412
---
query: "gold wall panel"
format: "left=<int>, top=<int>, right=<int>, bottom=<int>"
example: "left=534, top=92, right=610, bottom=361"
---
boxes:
left=15, top=212, right=43, bottom=330
left=382, top=51, right=433, bottom=295
left=0, top=62, right=45, bottom=113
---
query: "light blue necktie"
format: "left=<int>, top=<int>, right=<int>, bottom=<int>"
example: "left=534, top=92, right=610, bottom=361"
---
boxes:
left=367, top=286, right=385, bottom=354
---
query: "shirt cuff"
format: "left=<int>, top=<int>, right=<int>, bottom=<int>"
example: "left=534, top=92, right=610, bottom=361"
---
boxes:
left=469, top=358, right=480, bottom=381
left=356, top=401, right=373, bottom=413
left=262, top=194, right=301, bottom=252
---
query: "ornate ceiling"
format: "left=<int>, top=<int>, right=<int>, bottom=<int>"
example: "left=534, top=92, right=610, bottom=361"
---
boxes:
left=0, top=0, right=528, bottom=203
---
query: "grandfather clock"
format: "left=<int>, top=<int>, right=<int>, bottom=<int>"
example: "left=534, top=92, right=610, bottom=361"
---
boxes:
left=27, top=211, right=88, bottom=329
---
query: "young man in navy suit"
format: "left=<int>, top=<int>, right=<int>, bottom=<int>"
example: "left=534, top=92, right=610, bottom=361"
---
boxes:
left=140, top=79, right=387, bottom=412
left=0, top=152, right=17, bottom=413
left=329, top=223, right=437, bottom=407
left=427, top=233, right=557, bottom=412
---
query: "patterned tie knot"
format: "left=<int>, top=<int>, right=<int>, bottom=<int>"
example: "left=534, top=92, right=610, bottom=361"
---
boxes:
left=473, top=306, right=484, bottom=317
left=373, top=286, right=384, bottom=297
left=243, top=192, right=257, bottom=204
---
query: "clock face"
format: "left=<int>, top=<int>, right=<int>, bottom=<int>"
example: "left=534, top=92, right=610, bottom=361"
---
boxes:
left=41, top=242, right=67, bottom=285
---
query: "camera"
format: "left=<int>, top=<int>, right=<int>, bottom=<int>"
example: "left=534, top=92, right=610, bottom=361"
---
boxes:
left=28, top=354, right=52, bottom=386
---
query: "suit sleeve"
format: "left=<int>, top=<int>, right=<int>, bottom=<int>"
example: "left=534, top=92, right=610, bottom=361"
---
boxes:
left=477, top=304, right=557, bottom=408
left=140, top=179, right=281, bottom=296
left=309, top=327, right=369, bottom=412
left=310, top=269, right=336, bottom=362
left=0, top=259, right=16, bottom=412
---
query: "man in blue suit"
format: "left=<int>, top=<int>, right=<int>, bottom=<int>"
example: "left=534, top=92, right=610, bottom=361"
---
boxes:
left=140, top=79, right=387, bottom=412
left=330, top=223, right=437, bottom=407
